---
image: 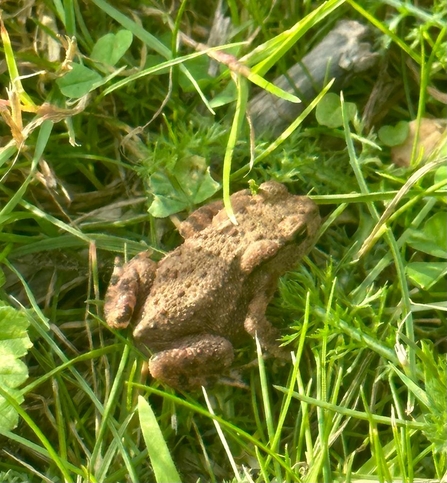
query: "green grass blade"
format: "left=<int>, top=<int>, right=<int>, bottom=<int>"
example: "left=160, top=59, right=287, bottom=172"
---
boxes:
left=222, top=74, right=248, bottom=223
left=138, top=396, right=182, bottom=483
left=341, top=92, right=417, bottom=380
left=347, top=0, right=422, bottom=63
left=247, top=0, right=346, bottom=74
left=133, top=384, right=298, bottom=479
left=62, top=0, right=76, bottom=35
left=100, top=44, right=243, bottom=98
left=247, top=72, right=300, bottom=102
left=274, top=386, right=424, bottom=430
left=0, top=121, right=52, bottom=219
left=360, top=387, right=393, bottom=482
left=0, top=16, right=36, bottom=108
left=250, top=79, right=334, bottom=168
left=0, top=386, right=75, bottom=483
left=89, top=0, right=213, bottom=113
left=255, top=335, right=282, bottom=482
left=202, top=388, right=242, bottom=482
left=90, top=344, right=134, bottom=477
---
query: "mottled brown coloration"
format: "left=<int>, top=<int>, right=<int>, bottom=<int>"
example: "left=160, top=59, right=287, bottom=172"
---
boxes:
left=104, top=181, right=320, bottom=390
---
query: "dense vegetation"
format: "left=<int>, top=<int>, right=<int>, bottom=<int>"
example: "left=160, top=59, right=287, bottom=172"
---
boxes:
left=0, top=0, right=445, bottom=482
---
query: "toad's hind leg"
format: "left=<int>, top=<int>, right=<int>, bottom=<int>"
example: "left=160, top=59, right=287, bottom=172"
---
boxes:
left=104, top=252, right=157, bottom=329
left=148, top=335, right=234, bottom=390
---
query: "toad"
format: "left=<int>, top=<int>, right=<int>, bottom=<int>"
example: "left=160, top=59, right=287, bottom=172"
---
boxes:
left=104, top=181, right=320, bottom=390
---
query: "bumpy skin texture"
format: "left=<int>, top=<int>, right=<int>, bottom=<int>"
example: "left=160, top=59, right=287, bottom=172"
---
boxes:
left=104, top=181, right=320, bottom=390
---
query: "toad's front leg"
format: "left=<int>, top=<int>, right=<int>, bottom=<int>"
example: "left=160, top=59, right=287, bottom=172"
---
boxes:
left=148, top=334, right=235, bottom=390
left=243, top=290, right=291, bottom=360
left=104, top=252, right=157, bottom=329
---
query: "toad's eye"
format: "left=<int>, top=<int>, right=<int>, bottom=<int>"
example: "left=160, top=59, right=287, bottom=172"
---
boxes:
left=292, top=226, right=308, bottom=245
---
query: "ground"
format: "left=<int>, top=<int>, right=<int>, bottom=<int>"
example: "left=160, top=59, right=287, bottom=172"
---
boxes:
left=0, top=1, right=446, bottom=482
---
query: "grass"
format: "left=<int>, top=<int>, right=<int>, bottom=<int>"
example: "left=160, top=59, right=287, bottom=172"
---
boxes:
left=0, top=0, right=446, bottom=482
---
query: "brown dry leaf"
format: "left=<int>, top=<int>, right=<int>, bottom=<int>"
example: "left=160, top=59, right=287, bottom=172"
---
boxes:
left=391, top=118, right=447, bottom=167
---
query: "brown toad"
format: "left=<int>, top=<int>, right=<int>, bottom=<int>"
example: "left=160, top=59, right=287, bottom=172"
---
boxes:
left=104, top=181, right=320, bottom=390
